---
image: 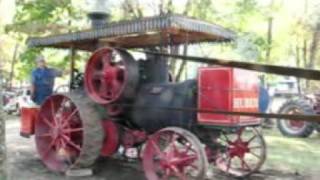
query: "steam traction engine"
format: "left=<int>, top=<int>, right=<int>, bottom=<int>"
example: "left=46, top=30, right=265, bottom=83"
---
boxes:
left=29, top=15, right=266, bottom=179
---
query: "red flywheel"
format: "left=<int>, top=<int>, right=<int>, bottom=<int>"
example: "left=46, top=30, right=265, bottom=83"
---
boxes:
left=84, top=47, right=139, bottom=104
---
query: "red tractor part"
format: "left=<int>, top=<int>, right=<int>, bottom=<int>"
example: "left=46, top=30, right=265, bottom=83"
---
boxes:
left=214, top=127, right=266, bottom=177
left=20, top=107, right=39, bottom=137
left=101, top=120, right=120, bottom=157
left=143, top=127, right=208, bottom=180
left=277, top=99, right=314, bottom=138
left=35, top=93, right=104, bottom=172
left=84, top=47, right=139, bottom=104
left=106, top=104, right=123, bottom=116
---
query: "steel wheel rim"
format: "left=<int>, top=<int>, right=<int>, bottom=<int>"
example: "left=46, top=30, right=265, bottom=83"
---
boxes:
left=215, top=127, right=266, bottom=177
left=143, top=127, right=207, bottom=180
left=35, top=94, right=83, bottom=172
left=281, top=108, right=307, bottom=133
left=84, top=48, right=127, bottom=104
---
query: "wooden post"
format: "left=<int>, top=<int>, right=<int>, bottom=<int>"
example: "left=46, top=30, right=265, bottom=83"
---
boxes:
left=69, top=46, right=76, bottom=90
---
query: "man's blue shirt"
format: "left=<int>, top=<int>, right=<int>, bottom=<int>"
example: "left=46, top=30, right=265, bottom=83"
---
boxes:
left=31, top=67, right=60, bottom=105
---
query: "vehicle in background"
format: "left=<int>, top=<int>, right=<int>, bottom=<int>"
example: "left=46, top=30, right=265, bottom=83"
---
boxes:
left=54, top=84, right=70, bottom=93
left=3, top=89, right=31, bottom=115
left=269, top=78, right=299, bottom=97
left=265, top=78, right=320, bottom=137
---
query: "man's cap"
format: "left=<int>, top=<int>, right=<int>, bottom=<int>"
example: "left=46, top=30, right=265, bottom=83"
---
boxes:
left=35, top=55, right=45, bottom=63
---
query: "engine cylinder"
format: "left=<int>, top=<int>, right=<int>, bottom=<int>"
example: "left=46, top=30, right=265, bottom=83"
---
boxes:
left=131, top=80, right=197, bottom=133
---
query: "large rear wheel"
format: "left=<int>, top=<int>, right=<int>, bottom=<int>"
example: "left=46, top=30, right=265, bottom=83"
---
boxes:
left=35, top=93, right=104, bottom=172
left=277, top=99, right=314, bottom=138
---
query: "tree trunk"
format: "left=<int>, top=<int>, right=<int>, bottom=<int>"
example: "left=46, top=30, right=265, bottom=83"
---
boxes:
left=9, top=44, right=19, bottom=90
left=265, top=0, right=274, bottom=63
left=308, top=23, right=320, bottom=69
left=295, top=44, right=302, bottom=93
left=0, top=70, right=7, bottom=179
left=306, top=23, right=320, bottom=89
left=265, top=17, right=273, bottom=63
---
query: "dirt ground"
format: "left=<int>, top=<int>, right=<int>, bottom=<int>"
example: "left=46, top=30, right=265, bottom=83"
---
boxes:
left=5, top=117, right=320, bottom=180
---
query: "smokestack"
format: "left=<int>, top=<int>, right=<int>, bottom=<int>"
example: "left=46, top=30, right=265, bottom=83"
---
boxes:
left=86, top=0, right=110, bottom=29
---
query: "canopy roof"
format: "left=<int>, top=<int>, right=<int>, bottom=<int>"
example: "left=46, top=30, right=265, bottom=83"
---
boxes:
left=27, top=15, right=236, bottom=51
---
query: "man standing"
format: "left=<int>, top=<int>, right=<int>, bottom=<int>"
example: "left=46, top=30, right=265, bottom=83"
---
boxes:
left=20, top=55, right=62, bottom=138
left=30, top=55, right=62, bottom=105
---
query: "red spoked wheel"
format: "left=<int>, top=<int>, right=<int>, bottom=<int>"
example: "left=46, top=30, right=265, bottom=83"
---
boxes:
left=143, top=127, right=208, bottom=180
left=35, top=93, right=104, bottom=172
left=214, top=127, right=266, bottom=177
left=84, top=47, right=139, bottom=104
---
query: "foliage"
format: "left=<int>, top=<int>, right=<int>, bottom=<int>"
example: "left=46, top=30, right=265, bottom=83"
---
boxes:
left=1, top=0, right=320, bottom=90
left=6, top=0, right=86, bottom=82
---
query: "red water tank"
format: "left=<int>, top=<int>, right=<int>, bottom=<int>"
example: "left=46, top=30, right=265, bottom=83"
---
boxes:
left=197, top=67, right=260, bottom=126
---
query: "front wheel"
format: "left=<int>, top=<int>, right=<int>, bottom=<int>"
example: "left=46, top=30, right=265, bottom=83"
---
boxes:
left=211, top=127, right=267, bottom=178
left=277, top=99, right=314, bottom=138
left=142, top=127, right=208, bottom=180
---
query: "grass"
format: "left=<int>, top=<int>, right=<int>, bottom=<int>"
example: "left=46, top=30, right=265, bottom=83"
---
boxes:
left=262, top=128, right=320, bottom=174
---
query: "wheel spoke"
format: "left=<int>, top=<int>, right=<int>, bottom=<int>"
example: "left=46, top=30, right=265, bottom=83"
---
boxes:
left=170, top=133, right=179, bottom=152
left=237, top=127, right=245, bottom=138
left=57, top=97, right=68, bottom=114
left=50, top=99, right=57, bottom=125
left=241, top=158, right=251, bottom=171
left=105, top=88, right=115, bottom=99
left=36, top=133, right=52, bottom=138
left=249, top=146, right=263, bottom=149
left=226, top=157, right=232, bottom=172
left=43, top=139, right=56, bottom=159
left=221, top=132, right=231, bottom=144
left=250, top=152, right=261, bottom=159
left=99, top=81, right=109, bottom=98
left=42, top=117, right=55, bottom=128
left=149, top=139, right=165, bottom=158
left=62, top=108, right=79, bottom=128
left=171, top=154, right=197, bottom=165
left=102, top=55, right=112, bottom=69
left=247, top=134, right=257, bottom=143
left=59, top=138, right=66, bottom=149
left=62, top=135, right=81, bottom=152
left=172, top=166, right=187, bottom=180
left=111, top=79, right=121, bottom=95
left=92, top=71, right=103, bottom=80
left=182, top=142, right=196, bottom=154
left=189, top=164, right=199, bottom=170
left=63, top=128, right=83, bottom=134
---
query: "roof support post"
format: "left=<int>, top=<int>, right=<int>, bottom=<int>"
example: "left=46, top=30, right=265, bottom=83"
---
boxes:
left=69, top=46, right=76, bottom=90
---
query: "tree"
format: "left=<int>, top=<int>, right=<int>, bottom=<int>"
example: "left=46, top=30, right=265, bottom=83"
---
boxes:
left=6, top=0, right=85, bottom=83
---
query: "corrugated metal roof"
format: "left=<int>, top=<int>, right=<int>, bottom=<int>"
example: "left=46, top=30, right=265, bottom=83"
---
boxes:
left=27, top=14, right=236, bottom=51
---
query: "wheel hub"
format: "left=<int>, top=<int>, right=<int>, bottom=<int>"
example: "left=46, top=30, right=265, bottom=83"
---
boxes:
left=229, top=140, right=250, bottom=158
left=288, top=120, right=305, bottom=128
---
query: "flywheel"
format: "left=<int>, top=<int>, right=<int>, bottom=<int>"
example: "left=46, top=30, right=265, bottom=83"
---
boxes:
left=35, top=93, right=104, bottom=172
left=84, top=47, right=139, bottom=104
